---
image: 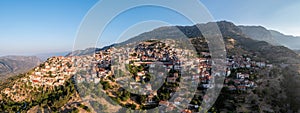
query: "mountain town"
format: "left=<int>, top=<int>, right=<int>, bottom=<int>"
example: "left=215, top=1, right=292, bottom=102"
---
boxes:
left=0, top=21, right=300, bottom=113
left=1, top=38, right=273, bottom=113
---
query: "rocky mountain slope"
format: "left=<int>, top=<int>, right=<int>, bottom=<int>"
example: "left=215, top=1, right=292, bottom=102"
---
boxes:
left=215, top=21, right=300, bottom=112
left=0, top=56, right=42, bottom=80
left=270, top=30, right=300, bottom=50
left=239, top=25, right=279, bottom=46
left=239, top=25, right=300, bottom=50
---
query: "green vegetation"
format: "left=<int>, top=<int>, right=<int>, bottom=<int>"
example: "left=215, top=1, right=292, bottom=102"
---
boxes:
left=0, top=74, right=26, bottom=90
left=0, top=78, right=79, bottom=112
left=78, top=103, right=91, bottom=112
left=90, top=101, right=108, bottom=113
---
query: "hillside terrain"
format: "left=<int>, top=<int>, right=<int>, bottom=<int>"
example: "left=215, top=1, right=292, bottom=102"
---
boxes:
left=121, top=21, right=300, bottom=112
left=239, top=26, right=279, bottom=46
left=270, top=30, right=300, bottom=50
left=0, top=21, right=300, bottom=113
left=0, top=56, right=42, bottom=80
left=239, top=25, right=300, bottom=50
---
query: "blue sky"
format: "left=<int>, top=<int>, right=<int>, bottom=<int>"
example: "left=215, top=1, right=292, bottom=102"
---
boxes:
left=0, top=0, right=299, bottom=56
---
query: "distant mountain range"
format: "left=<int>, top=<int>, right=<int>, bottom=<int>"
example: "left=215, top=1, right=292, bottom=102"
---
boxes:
left=239, top=26, right=279, bottom=45
left=239, top=25, right=300, bottom=50
left=0, top=52, right=68, bottom=79
left=0, top=56, right=42, bottom=80
left=270, top=30, right=300, bottom=50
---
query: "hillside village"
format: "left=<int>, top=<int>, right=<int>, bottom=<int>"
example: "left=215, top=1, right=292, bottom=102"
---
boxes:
left=2, top=56, right=76, bottom=102
left=0, top=39, right=273, bottom=112
left=73, top=39, right=272, bottom=112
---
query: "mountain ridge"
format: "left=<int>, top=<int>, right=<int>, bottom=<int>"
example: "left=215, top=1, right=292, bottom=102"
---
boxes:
left=239, top=25, right=279, bottom=45
left=0, top=55, right=42, bottom=80
left=115, top=21, right=299, bottom=63
left=239, top=25, right=300, bottom=50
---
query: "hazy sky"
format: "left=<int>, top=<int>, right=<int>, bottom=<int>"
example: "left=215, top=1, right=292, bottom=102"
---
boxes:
left=0, top=0, right=299, bottom=56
